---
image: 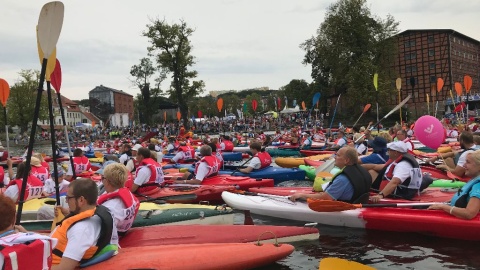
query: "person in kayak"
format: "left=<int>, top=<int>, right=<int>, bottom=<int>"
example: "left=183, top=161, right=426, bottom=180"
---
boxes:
left=289, top=147, right=371, bottom=203
left=357, top=136, right=388, bottom=164
left=428, top=150, right=480, bottom=219
left=4, top=161, right=45, bottom=203
left=326, top=130, right=348, bottom=151
left=50, top=178, right=118, bottom=270
left=426, top=131, right=476, bottom=178
left=0, top=194, right=58, bottom=270
left=365, top=141, right=423, bottom=202
left=300, top=132, right=313, bottom=150
left=170, top=141, right=196, bottom=163
left=220, top=135, right=234, bottom=152
left=65, top=148, right=92, bottom=181
left=131, top=147, right=164, bottom=194
left=174, top=145, right=220, bottom=184
left=238, top=141, right=272, bottom=173
left=351, top=133, right=368, bottom=155
left=208, top=142, right=224, bottom=167
left=395, top=129, right=414, bottom=151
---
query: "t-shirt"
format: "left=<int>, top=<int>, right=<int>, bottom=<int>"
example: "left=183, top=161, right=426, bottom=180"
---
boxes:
left=324, top=174, right=354, bottom=201
left=336, top=138, right=347, bottom=147
left=457, top=148, right=476, bottom=167
left=355, top=144, right=367, bottom=155
left=385, top=160, right=412, bottom=183
left=247, top=157, right=262, bottom=170
left=360, top=153, right=387, bottom=164
left=119, top=153, right=129, bottom=164
left=4, top=185, right=20, bottom=202
left=133, top=167, right=152, bottom=186
left=195, top=162, right=211, bottom=181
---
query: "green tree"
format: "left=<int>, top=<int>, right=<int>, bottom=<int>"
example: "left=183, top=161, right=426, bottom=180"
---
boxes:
left=301, top=0, right=399, bottom=122
left=279, top=79, right=313, bottom=109
left=243, top=93, right=262, bottom=116
left=8, top=70, right=49, bottom=132
left=143, top=19, right=205, bottom=129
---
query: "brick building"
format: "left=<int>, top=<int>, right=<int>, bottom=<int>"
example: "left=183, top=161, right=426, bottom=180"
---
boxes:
left=393, top=29, right=479, bottom=118
left=89, top=85, right=134, bottom=127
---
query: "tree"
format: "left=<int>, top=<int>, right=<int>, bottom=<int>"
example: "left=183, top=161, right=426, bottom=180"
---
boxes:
left=301, top=0, right=399, bottom=122
left=143, top=19, right=205, bottom=129
left=72, top=99, right=90, bottom=107
left=8, top=70, right=49, bottom=132
left=279, top=79, right=312, bottom=109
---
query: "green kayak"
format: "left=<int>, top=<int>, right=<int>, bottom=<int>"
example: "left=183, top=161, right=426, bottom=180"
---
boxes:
left=267, top=148, right=300, bottom=157
left=430, top=179, right=466, bottom=188
left=299, top=165, right=316, bottom=181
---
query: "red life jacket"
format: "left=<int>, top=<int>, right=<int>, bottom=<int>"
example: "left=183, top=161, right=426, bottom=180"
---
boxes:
left=41, top=161, right=49, bottom=169
left=403, top=138, right=415, bottom=150
left=0, top=151, right=8, bottom=162
left=194, top=156, right=220, bottom=178
left=31, top=166, right=50, bottom=183
left=124, top=172, right=134, bottom=189
left=178, top=146, right=195, bottom=160
left=6, top=175, right=44, bottom=203
left=0, top=237, right=55, bottom=270
left=223, top=140, right=234, bottom=151
left=255, top=152, right=272, bottom=169
left=72, top=156, right=91, bottom=174
left=0, top=167, right=4, bottom=184
left=259, top=134, right=266, bottom=141
left=97, top=187, right=139, bottom=233
left=135, top=158, right=164, bottom=193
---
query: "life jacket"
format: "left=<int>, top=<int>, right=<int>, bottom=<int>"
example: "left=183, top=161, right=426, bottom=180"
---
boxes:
left=325, top=164, right=372, bottom=203
left=223, top=140, right=234, bottom=152
left=403, top=138, right=415, bottom=151
left=97, top=188, right=140, bottom=233
left=254, top=152, right=272, bottom=169
left=84, top=143, right=94, bottom=154
left=451, top=177, right=480, bottom=208
left=447, top=129, right=458, bottom=138
left=135, top=158, right=164, bottom=193
left=31, top=166, right=50, bottom=183
left=354, top=141, right=368, bottom=155
left=334, top=136, right=347, bottom=146
left=41, top=161, right=50, bottom=169
left=0, top=234, right=56, bottom=270
left=6, top=176, right=44, bottom=203
left=0, top=167, right=4, bottom=185
left=123, top=172, right=135, bottom=190
left=213, top=151, right=224, bottom=166
left=194, top=156, right=220, bottom=178
left=178, top=146, right=195, bottom=160
left=373, top=153, right=422, bottom=193
left=73, top=156, right=91, bottom=174
left=302, top=137, right=313, bottom=150
left=106, top=148, right=116, bottom=154
left=51, top=205, right=113, bottom=265
left=258, top=134, right=266, bottom=141
left=0, top=151, right=8, bottom=161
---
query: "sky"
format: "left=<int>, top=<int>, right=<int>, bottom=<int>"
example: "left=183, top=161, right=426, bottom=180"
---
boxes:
left=1, top=0, right=479, bottom=101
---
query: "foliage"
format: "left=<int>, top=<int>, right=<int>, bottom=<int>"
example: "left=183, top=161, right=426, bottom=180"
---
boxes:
left=72, top=99, right=90, bottom=107
left=278, top=79, right=314, bottom=109
left=7, top=70, right=49, bottom=132
left=301, top=0, right=399, bottom=121
left=143, top=19, right=205, bottom=128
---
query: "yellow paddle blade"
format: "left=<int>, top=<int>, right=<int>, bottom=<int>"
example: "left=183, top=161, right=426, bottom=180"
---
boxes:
left=51, top=209, right=64, bottom=231
left=316, top=171, right=333, bottom=178
left=319, top=258, right=376, bottom=270
left=94, top=152, right=104, bottom=158
left=308, top=199, right=358, bottom=212
left=36, top=25, right=57, bottom=81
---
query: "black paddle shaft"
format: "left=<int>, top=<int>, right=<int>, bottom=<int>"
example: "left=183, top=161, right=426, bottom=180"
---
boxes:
left=46, top=82, right=61, bottom=204
left=56, top=92, right=76, bottom=179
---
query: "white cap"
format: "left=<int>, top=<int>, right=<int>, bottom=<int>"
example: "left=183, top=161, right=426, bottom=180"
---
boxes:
left=387, top=141, right=408, bottom=153
left=132, top=144, right=142, bottom=151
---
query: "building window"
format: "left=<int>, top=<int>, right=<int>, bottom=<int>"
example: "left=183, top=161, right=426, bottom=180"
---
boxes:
left=430, top=76, right=436, bottom=83
left=428, top=36, right=434, bottom=43
left=428, top=49, right=434, bottom=56
left=430, top=63, right=435, bottom=69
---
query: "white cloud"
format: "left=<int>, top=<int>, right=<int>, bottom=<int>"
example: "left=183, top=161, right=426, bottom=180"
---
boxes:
left=0, top=0, right=478, bottom=100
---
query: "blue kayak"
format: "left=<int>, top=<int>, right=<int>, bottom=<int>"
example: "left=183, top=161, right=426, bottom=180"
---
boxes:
left=163, top=152, right=243, bottom=162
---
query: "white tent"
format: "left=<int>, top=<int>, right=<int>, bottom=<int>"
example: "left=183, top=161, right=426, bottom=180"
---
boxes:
left=280, top=105, right=300, bottom=114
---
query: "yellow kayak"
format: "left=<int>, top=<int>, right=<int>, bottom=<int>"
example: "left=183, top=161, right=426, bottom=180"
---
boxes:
left=319, top=258, right=375, bottom=270
left=274, top=157, right=305, bottom=168
left=89, top=157, right=104, bottom=163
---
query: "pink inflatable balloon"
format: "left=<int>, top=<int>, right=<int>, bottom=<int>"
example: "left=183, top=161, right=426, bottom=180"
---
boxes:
left=413, top=115, right=445, bottom=149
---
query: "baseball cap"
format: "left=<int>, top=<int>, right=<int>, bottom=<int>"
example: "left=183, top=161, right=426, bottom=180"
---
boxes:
left=96, top=160, right=118, bottom=175
left=387, top=141, right=408, bottom=153
left=132, top=144, right=142, bottom=151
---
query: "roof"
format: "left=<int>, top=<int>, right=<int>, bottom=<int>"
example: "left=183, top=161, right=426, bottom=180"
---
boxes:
left=38, top=124, right=64, bottom=130
left=90, top=85, right=133, bottom=97
left=83, top=111, right=101, bottom=123
left=41, top=91, right=81, bottom=112
left=397, top=29, right=480, bottom=44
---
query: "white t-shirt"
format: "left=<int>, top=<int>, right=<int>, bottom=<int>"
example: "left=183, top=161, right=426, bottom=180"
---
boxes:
left=4, top=185, right=19, bottom=202
left=166, top=144, right=175, bottom=152
left=220, top=142, right=226, bottom=151
left=336, top=138, right=347, bottom=147
left=355, top=143, right=367, bottom=155
left=125, top=159, right=135, bottom=172
left=172, top=152, right=187, bottom=162
left=44, top=179, right=70, bottom=194
left=50, top=214, right=118, bottom=262
left=195, top=162, right=211, bottom=181
left=247, top=157, right=262, bottom=170
left=133, top=166, right=152, bottom=186
left=119, top=153, right=129, bottom=164
left=457, top=148, right=476, bottom=167
left=385, top=160, right=412, bottom=183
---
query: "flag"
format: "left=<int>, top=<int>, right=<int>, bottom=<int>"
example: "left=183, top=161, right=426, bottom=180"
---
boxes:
left=454, top=102, right=466, bottom=113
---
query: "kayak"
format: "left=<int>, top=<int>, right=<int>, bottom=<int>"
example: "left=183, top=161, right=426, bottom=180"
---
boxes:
left=21, top=202, right=235, bottom=231
left=135, top=185, right=237, bottom=204
left=266, top=147, right=300, bottom=157
left=221, top=191, right=478, bottom=241
left=220, top=166, right=306, bottom=184
left=429, top=179, right=465, bottom=188
left=274, top=157, right=305, bottom=168
left=300, top=150, right=336, bottom=157
left=162, top=173, right=275, bottom=190
left=163, top=152, right=248, bottom=162
left=304, top=159, right=325, bottom=167
left=299, top=165, right=316, bottom=180
left=83, top=243, right=294, bottom=270
left=120, top=224, right=319, bottom=248
left=421, top=165, right=471, bottom=182
left=320, top=258, right=375, bottom=270
left=89, top=157, right=104, bottom=163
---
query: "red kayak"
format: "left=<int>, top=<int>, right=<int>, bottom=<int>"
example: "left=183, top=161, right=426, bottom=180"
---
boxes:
left=135, top=185, right=236, bottom=204
left=300, top=150, right=336, bottom=157
left=163, top=172, right=274, bottom=190
left=421, top=165, right=471, bottom=182
left=120, top=224, right=319, bottom=248
left=304, top=159, right=324, bottom=167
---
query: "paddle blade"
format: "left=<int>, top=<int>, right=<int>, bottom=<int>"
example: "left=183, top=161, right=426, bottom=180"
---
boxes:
left=455, top=82, right=463, bottom=96
left=36, top=25, right=57, bottom=81
left=427, top=94, right=429, bottom=103
left=164, top=111, right=167, bottom=121
left=51, top=210, right=64, bottom=231
left=383, top=94, right=411, bottom=119
left=373, top=73, right=378, bottom=91
left=464, top=75, right=472, bottom=93
left=437, top=78, right=444, bottom=92
left=252, top=99, right=258, bottom=111
left=0, top=79, right=10, bottom=107
left=363, top=104, right=371, bottom=113
left=301, top=101, right=306, bottom=110
left=217, top=98, right=223, bottom=112
left=51, top=58, right=62, bottom=92
left=312, top=92, right=321, bottom=106
left=320, top=258, right=376, bottom=270
left=308, top=199, right=358, bottom=212
left=176, top=111, right=181, bottom=121
left=37, top=1, right=64, bottom=59
left=395, top=78, right=401, bottom=91
left=197, top=110, right=202, bottom=118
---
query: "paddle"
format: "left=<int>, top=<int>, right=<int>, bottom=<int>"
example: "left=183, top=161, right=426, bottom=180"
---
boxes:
left=308, top=93, right=321, bottom=128
left=16, top=1, right=64, bottom=225
left=396, top=78, right=402, bottom=123
left=0, top=79, right=10, bottom=155
left=230, top=134, right=281, bottom=175
left=51, top=59, right=76, bottom=179
left=308, top=199, right=442, bottom=212
left=353, top=104, right=371, bottom=127
left=328, top=94, right=342, bottom=133
left=319, top=258, right=375, bottom=270
left=314, top=157, right=336, bottom=175
left=137, top=193, right=197, bottom=203
left=354, top=94, right=411, bottom=144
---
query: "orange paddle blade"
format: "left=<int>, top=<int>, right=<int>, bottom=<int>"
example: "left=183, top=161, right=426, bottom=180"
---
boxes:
left=363, top=104, right=371, bottom=112
left=464, top=75, right=472, bottom=93
left=437, top=78, right=444, bottom=92
left=455, top=82, right=463, bottom=96
left=217, top=98, right=223, bottom=112
left=301, top=101, right=306, bottom=110
left=176, top=111, right=181, bottom=121
left=307, top=199, right=359, bottom=212
left=0, top=78, right=10, bottom=107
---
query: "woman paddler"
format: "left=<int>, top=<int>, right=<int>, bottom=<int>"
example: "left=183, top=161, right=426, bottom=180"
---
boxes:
left=428, top=150, right=480, bottom=219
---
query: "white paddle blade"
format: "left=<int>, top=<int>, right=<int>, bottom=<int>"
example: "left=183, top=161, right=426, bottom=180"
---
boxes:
left=37, top=1, right=64, bottom=59
left=315, top=158, right=335, bottom=175
left=383, top=94, right=411, bottom=119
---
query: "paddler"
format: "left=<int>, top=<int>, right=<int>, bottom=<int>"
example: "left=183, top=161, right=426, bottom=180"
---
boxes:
left=428, top=150, right=480, bottom=219
left=130, top=147, right=164, bottom=194
left=395, top=129, right=414, bottom=151
left=65, top=148, right=92, bottom=181
left=3, top=160, right=45, bottom=203
left=289, top=147, right=371, bottom=203
left=326, top=130, right=348, bottom=151
left=238, top=141, right=272, bottom=174
left=174, top=145, right=220, bottom=184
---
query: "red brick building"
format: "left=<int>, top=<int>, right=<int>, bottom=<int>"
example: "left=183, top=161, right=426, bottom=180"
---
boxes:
left=89, top=85, right=134, bottom=126
left=393, top=29, right=479, bottom=117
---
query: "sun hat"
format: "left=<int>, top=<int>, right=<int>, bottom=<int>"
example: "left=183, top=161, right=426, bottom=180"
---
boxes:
left=369, top=137, right=387, bottom=151
left=30, top=157, right=42, bottom=167
left=132, top=144, right=142, bottom=151
left=387, top=141, right=408, bottom=153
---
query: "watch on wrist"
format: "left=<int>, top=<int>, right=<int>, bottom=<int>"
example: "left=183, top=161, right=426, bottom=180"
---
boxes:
left=378, top=192, right=384, bottom=198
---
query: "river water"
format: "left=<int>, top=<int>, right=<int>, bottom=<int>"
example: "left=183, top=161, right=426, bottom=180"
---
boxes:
left=9, top=144, right=480, bottom=270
